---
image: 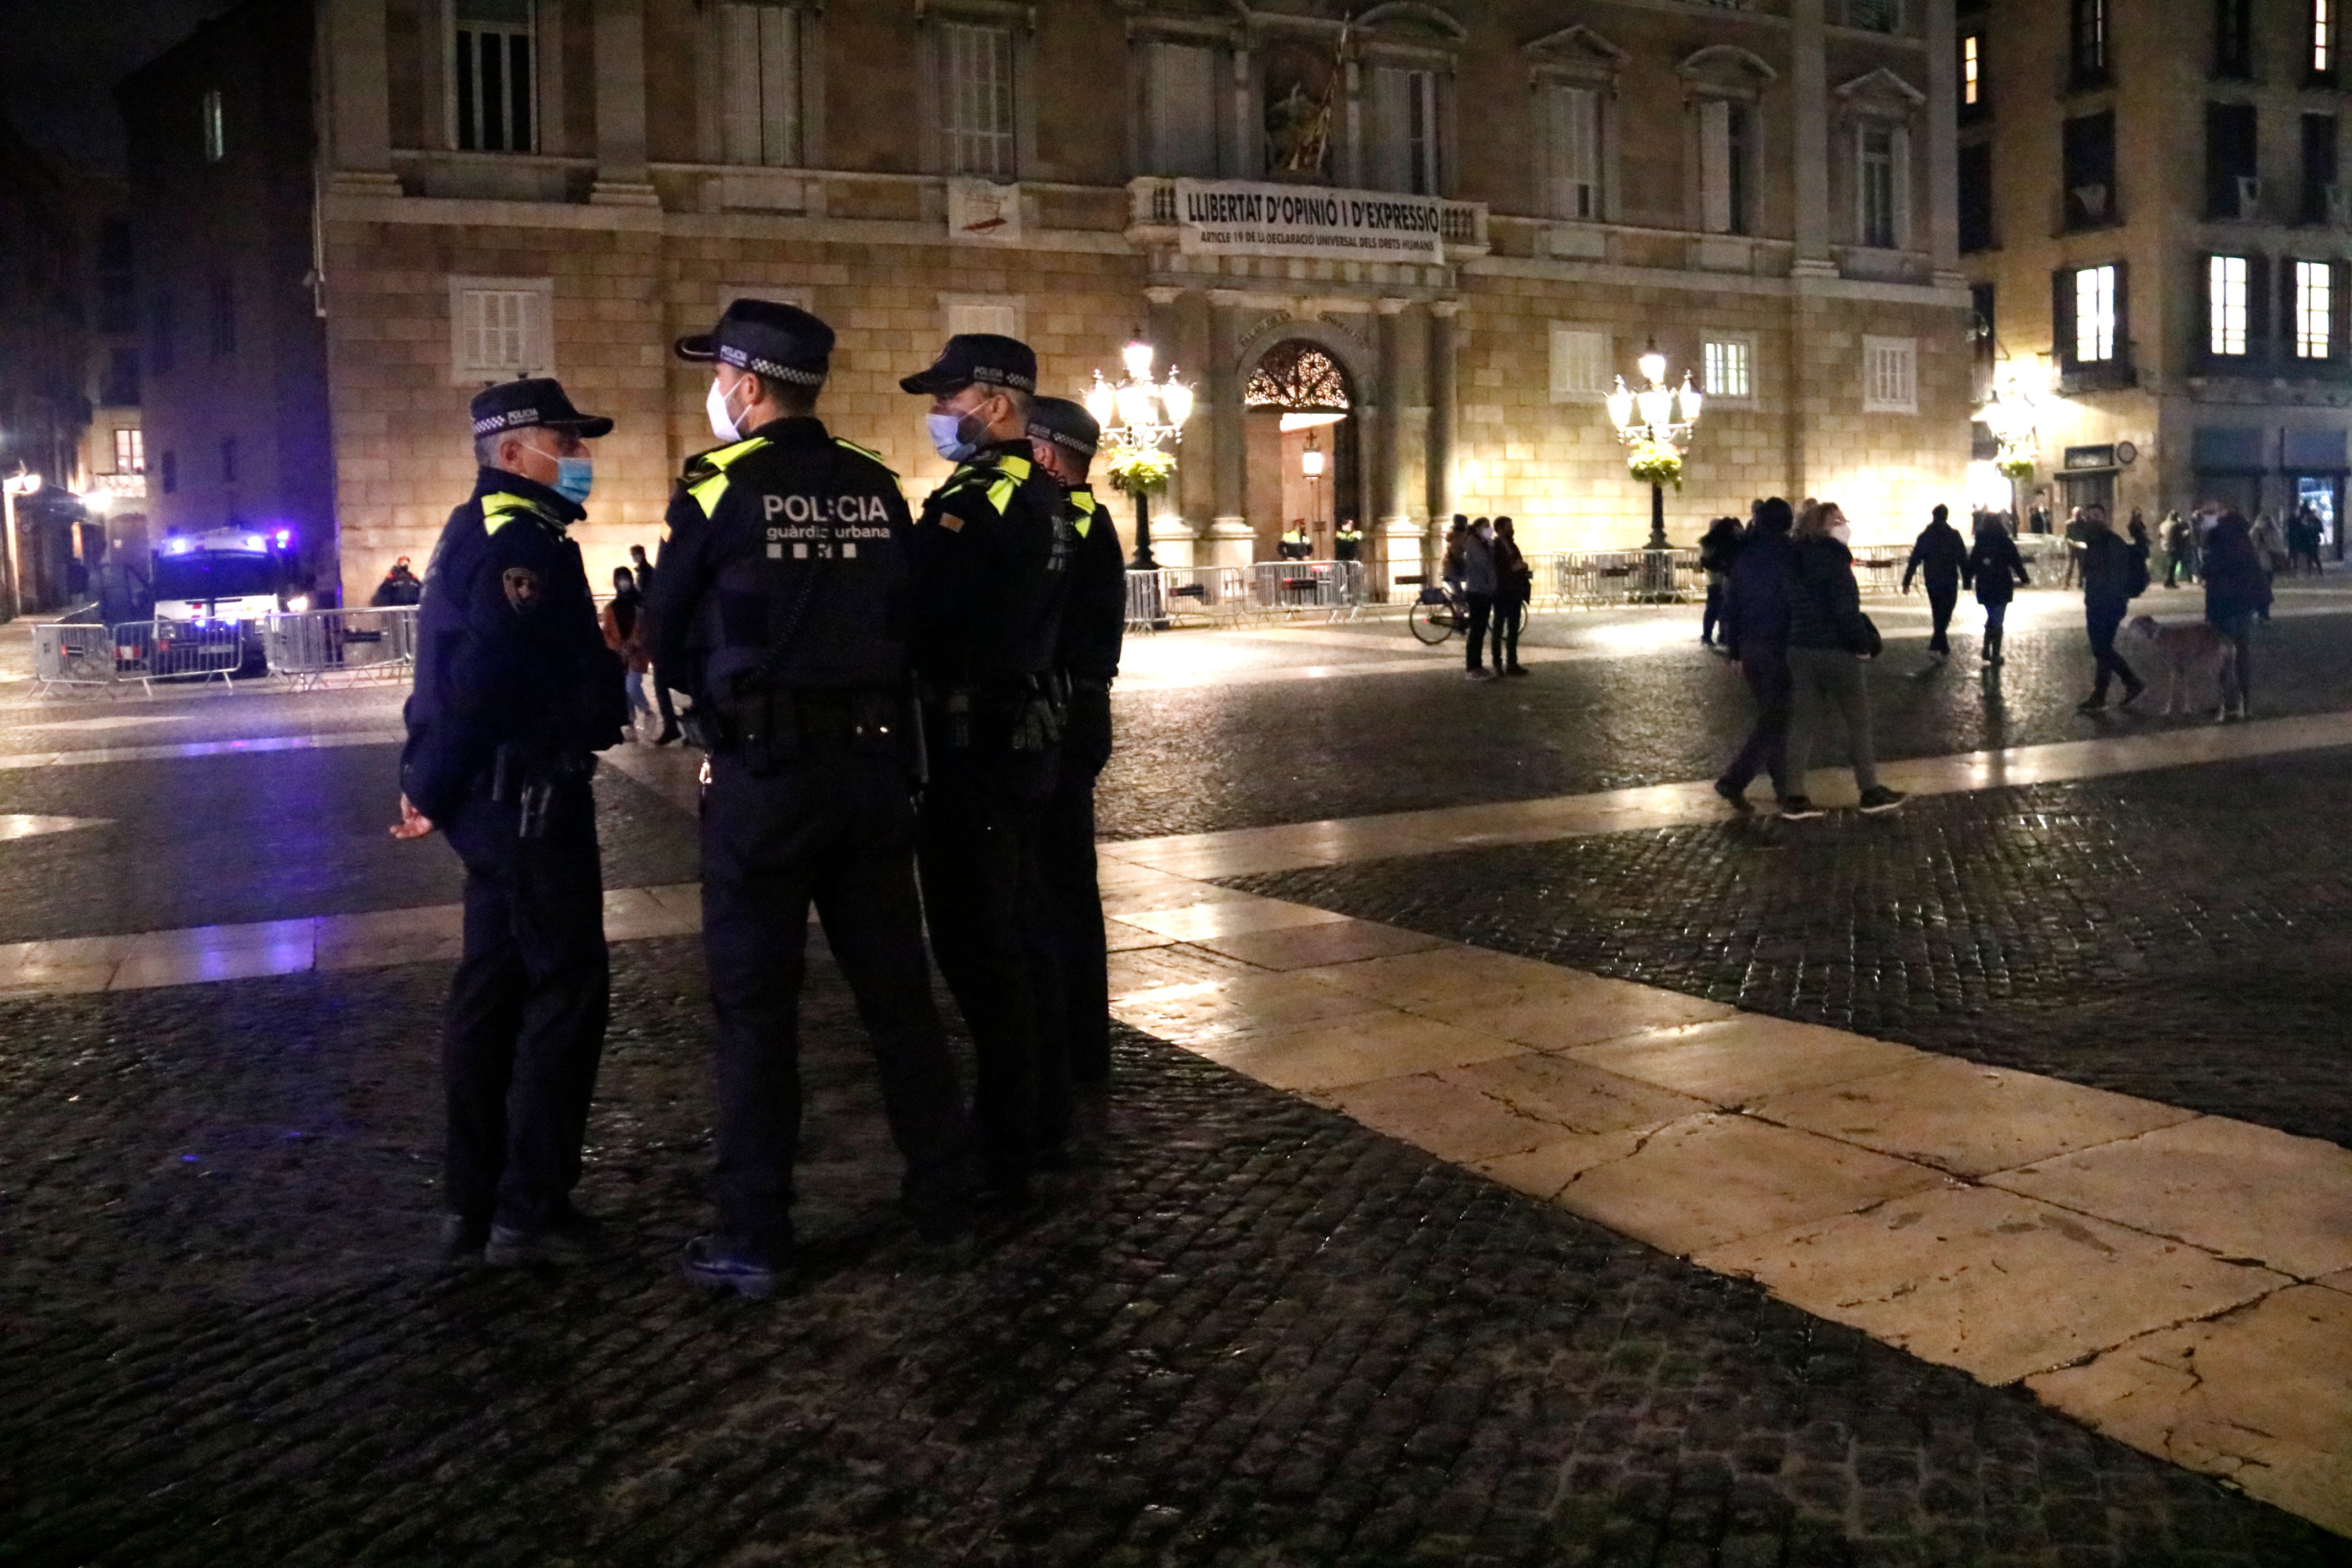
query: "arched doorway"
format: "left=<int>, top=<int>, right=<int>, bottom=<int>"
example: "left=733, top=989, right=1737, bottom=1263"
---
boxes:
left=1244, top=340, right=1359, bottom=562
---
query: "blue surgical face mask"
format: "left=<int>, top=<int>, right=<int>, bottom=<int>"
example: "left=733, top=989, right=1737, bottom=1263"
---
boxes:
left=928, top=411, right=978, bottom=462
left=553, top=456, right=594, bottom=506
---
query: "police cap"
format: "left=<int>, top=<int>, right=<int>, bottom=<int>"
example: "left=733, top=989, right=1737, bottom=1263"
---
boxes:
left=674, top=298, right=834, bottom=386
left=900, top=334, right=1037, bottom=396
left=1025, top=396, right=1099, bottom=458
left=469, top=377, right=614, bottom=440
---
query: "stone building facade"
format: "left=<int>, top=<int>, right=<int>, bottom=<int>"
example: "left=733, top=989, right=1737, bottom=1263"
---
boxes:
left=145, top=0, right=1971, bottom=602
left=1964, top=0, right=2352, bottom=543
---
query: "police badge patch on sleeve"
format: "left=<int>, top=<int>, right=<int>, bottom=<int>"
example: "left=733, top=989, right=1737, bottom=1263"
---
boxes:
left=502, top=566, right=543, bottom=611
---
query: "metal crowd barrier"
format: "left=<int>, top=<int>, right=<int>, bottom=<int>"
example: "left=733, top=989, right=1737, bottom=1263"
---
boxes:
left=1525, top=548, right=1704, bottom=608
left=30, top=623, right=119, bottom=693
left=1125, top=565, right=1252, bottom=631
left=1248, top=560, right=1368, bottom=620
left=262, top=607, right=421, bottom=689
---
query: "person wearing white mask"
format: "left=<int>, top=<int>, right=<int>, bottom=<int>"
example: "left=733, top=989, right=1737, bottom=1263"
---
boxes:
left=1779, top=501, right=1905, bottom=818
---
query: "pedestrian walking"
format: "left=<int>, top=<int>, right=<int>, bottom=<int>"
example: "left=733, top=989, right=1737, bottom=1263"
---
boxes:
left=1025, top=397, right=1125, bottom=1098
left=599, top=566, right=654, bottom=738
left=2252, top=510, right=2290, bottom=592
left=1901, top=503, right=1966, bottom=665
left=2164, top=511, right=2196, bottom=587
left=1460, top=517, right=1499, bottom=679
left=2202, top=510, right=2269, bottom=720
left=2075, top=505, right=2148, bottom=712
left=1714, top=497, right=1797, bottom=814
left=1782, top=502, right=1905, bottom=818
left=393, top=377, right=627, bottom=1268
left=1698, top=515, right=1741, bottom=651
left=627, top=543, right=683, bottom=744
left=654, top=300, right=976, bottom=1296
left=1491, top=516, right=1531, bottom=676
left=1963, top=511, right=2030, bottom=667
left=903, top=331, right=1072, bottom=1207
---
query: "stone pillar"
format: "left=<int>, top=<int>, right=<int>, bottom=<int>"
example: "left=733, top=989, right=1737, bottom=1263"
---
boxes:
left=1374, top=298, right=1410, bottom=580
left=1790, top=0, right=1833, bottom=277
left=1207, top=291, right=1253, bottom=569
left=1924, top=0, right=1963, bottom=286
left=324, top=0, right=400, bottom=197
left=1425, top=301, right=1461, bottom=581
left=591, top=0, right=660, bottom=206
left=1144, top=284, right=1188, bottom=562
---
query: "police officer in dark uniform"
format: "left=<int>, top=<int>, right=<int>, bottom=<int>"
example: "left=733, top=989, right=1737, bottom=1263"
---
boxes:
left=652, top=300, right=973, bottom=1298
left=1024, top=398, right=1123, bottom=1097
left=901, top=334, right=1072, bottom=1202
left=394, top=377, right=626, bottom=1267
left=1333, top=520, right=1364, bottom=563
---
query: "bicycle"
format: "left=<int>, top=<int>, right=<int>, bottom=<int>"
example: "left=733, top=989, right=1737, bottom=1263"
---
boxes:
left=1409, top=582, right=1467, bottom=645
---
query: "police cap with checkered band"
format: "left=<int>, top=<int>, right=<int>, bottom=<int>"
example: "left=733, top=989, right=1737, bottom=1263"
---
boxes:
left=467, top=377, right=614, bottom=440
left=900, top=334, right=1037, bottom=396
left=673, top=298, right=835, bottom=386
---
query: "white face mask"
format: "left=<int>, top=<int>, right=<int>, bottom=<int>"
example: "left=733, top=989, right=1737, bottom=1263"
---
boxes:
left=706, top=377, right=743, bottom=442
left=928, top=410, right=979, bottom=462
left=1828, top=521, right=1852, bottom=545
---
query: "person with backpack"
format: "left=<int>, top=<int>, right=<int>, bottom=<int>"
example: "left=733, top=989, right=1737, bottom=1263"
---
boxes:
left=2076, top=504, right=2147, bottom=712
left=1780, top=502, right=1905, bottom=818
left=1963, top=512, right=2030, bottom=667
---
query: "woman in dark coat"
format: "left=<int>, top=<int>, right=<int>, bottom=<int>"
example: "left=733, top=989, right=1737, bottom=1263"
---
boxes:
left=2202, top=511, right=2269, bottom=719
left=1963, top=513, right=2031, bottom=667
left=1782, top=502, right=1905, bottom=817
left=1698, top=515, right=1743, bottom=651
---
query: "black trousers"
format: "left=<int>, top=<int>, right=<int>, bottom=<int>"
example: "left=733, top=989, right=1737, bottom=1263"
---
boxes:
left=441, top=782, right=609, bottom=1233
left=1702, top=582, right=1724, bottom=644
left=2086, top=597, right=2139, bottom=697
left=701, top=744, right=970, bottom=1261
left=652, top=677, right=678, bottom=733
left=1924, top=576, right=1958, bottom=654
left=1720, top=647, right=1794, bottom=798
left=1490, top=589, right=1526, bottom=671
left=1463, top=592, right=1495, bottom=669
left=918, top=739, right=1060, bottom=1186
left=1038, top=685, right=1113, bottom=1088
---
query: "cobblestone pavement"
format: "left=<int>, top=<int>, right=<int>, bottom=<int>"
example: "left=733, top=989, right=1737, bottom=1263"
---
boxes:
left=1239, top=748, right=2352, bottom=1153
left=1102, top=605, right=2352, bottom=840
left=4, top=942, right=2343, bottom=1567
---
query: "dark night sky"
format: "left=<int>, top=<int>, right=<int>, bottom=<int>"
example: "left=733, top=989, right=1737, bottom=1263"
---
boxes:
left=0, top=0, right=242, bottom=176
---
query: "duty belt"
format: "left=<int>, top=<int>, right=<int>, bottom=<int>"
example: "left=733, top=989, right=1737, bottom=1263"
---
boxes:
left=917, top=672, right=1066, bottom=754
left=698, top=684, right=907, bottom=773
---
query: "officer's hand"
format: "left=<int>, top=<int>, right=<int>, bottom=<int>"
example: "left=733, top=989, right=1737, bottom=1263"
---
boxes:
left=390, top=793, right=437, bottom=841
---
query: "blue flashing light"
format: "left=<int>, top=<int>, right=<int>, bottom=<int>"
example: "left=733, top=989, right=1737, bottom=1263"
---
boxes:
left=167, top=538, right=193, bottom=554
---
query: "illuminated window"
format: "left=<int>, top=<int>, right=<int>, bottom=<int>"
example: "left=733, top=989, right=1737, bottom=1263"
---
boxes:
left=2296, top=259, right=2333, bottom=357
left=113, top=428, right=144, bottom=474
left=2318, top=0, right=2337, bottom=74
left=1963, top=34, right=1981, bottom=105
left=2076, top=264, right=2118, bottom=362
left=1703, top=337, right=1752, bottom=399
left=201, top=89, right=224, bottom=161
left=2208, top=254, right=2250, bottom=355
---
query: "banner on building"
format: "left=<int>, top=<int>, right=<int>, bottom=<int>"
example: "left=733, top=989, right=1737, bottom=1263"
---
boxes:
left=1172, top=179, right=1445, bottom=265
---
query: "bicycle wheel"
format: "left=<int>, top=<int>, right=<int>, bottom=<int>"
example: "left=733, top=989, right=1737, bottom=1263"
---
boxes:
left=1409, top=602, right=1455, bottom=645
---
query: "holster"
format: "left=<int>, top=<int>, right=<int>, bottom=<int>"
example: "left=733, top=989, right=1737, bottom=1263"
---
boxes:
left=490, top=743, right=594, bottom=840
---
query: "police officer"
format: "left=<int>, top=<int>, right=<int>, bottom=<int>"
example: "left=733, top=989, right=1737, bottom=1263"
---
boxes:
left=1025, top=398, right=1123, bottom=1098
left=394, top=377, right=627, bottom=1267
left=1281, top=522, right=1312, bottom=560
left=901, top=333, right=1071, bottom=1202
left=1333, top=519, right=1364, bottom=563
left=652, top=300, right=974, bottom=1298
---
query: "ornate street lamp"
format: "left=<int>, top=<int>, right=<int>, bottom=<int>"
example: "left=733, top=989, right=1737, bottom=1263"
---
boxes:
left=1300, top=429, right=1325, bottom=548
left=1604, top=340, right=1702, bottom=553
left=1084, top=337, right=1194, bottom=572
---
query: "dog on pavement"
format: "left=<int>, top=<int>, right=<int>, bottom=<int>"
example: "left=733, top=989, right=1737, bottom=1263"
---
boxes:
left=2121, top=615, right=2240, bottom=719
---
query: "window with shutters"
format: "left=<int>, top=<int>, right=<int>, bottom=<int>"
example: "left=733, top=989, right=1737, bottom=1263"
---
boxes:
left=2207, top=102, right=2260, bottom=219
left=1696, top=99, right=1747, bottom=235
left=1861, top=336, right=1917, bottom=414
left=941, top=21, right=1015, bottom=177
left=1858, top=123, right=1903, bottom=248
left=2295, top=260, right=2333, bottom=357
left=1959, top=141, right=1995, bottom=252
left=942, top=295, right=1023, bottom=341
left=2210, top=255, right=2251, bottom=355
left=448, top=276, right=554, bottom=384
left=201, top=89, right=225, bottom=162
left=160, top=450, right=177, bottom=495
left=1702, top=336, right=1754, bottom=400
left=1544, top=85, right=1600, bottom=220
left=209, top=276, right=236, bottom=358
left=1548, top=325, right=1610, bottom=402
left=2063, top=111, right=2117, bottom=229
left=718, top=4, right=800, bottom=167
left=1145, top=41, right=1220, bottom=177
left=2075, top=264, right=2118, bottom=362
left=149, top=293, right=176, bottom=375
left=2214, top=0, right=2252, bottom=77
left=451, top=0, right=536, bottom=153
left=2302, top=113, right=2340, bottom=223
left=1370, top=66, right=1441, bottom=195
left=114, top=429, right=145, bottom=475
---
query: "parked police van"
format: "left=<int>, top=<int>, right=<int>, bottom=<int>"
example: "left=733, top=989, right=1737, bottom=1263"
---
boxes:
left=148, top=527, right=302, bottom=675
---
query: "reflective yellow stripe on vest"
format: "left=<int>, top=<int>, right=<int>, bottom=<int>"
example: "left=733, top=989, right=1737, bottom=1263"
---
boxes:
left=983, top=453, right=1033, bottom=516
left=1070, top=488, right=1098, bottom=539
left=687, top=436, right=771, bottom=518
left=834, top=436, right=893, bottom=471
left=481, top=493, right=559, bottom=537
